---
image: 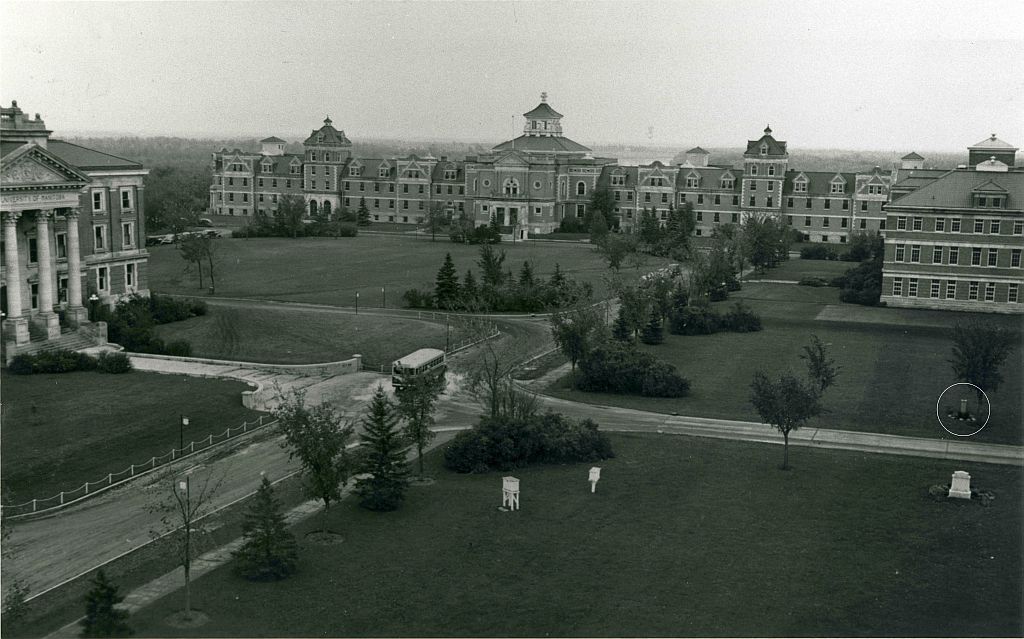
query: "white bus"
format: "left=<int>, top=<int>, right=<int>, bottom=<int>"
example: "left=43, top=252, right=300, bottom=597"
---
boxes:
left=391, top=348, right=446, bottom=389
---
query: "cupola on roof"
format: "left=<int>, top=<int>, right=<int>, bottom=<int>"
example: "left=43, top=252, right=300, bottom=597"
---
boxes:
left=492, top=93, right=591, bottom=156
left=901, top=151, right=924, bottom=160
left=969, top=134, right=1018, bottom=151
left=303, top=115, right=352, bottom=147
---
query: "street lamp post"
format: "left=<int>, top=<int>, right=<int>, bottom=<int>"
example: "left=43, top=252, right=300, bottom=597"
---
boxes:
left=177, top=475, right=193, bottom=620
left=445, top=314, right=451, bottom=352
left=381, top=285, right=386, bottom=308
left=88, top=293, right=99, bottom=321
left=180, top=415, right=189, bottom=452
left=355, top=291, right=359, bottom=315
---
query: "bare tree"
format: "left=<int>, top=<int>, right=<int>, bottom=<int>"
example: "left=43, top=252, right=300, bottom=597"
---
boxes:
left=422, top=201, right=449, bottom=242
left=463, top=314, right=522, bottom=419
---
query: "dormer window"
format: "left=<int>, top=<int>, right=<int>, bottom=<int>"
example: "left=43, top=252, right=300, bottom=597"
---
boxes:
left=794, top=179, right=807, bottom=193
left=349, top=166, right=361, bottom=177
left=830, top=182, right=844, bottom=194
left=379, top=166, right=389, bottom=178
left=444, top=169, right=457, bottom=180
left=750, top=165, right=758, bottom=176
left=721, top=177, right=734, bottom=189
left=316, top=133, right=324, bottom=143
left=261, top=162, right=273, bottom=172
left=686, top=176, right=699, bottom=189
left=611, top=174, right=626, bottom=187
left=760, top=143, right=768, bottom=156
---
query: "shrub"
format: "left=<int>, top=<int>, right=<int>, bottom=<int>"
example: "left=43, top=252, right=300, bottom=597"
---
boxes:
left=721, top=302, right=763, bottom=333
left=669, top=305, right=721, bottom=335
left=558, top=216, right=586, bottom=234
left=165, top=340, right=192, bottom=357
left=97, top=352, right=132, bottom=374
left=402, top=288, right=434, bottom=309
left=469, top=225, right=501, bottom=244
left=443, top=412, right=614, bottom=473
left=800, top=245, right=839, bottom=261
left=798, top=277, right=830, bottom=287
left=149, top=293, right=195, bottom=323
left=708, top=286, right=729, bottom=302
left=7, top=355, right=35, bottom=375
left=833, top=256, right=883, bottom=306
left=641, top=360, right=691, bottom=397
left=337, top=223, right=358, bottom=237
left=575, top=343, right=689, bottom=398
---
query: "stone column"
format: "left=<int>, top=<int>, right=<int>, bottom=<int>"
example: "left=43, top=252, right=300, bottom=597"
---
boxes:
left=35, top=209, right=61, bottom=339
left=2, top=211, right=30, bottom=345
left=64, top=208, right=88, bottom=326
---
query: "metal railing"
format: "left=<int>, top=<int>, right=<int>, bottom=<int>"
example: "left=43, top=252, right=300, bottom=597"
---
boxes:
left=1, top=415, right=277, bottom=520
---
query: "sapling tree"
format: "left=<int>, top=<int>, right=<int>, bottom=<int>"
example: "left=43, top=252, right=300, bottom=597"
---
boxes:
left=80, top=570, right=133, bottom=637
left=395, top=371, right=446, bottom=477
left=550, top=303, right=606, bottom=371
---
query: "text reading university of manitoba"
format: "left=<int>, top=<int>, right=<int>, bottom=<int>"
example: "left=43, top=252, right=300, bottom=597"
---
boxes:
left=210, top=94, right=1023, bottom=314
left=1, top=101, right=150, bottom=363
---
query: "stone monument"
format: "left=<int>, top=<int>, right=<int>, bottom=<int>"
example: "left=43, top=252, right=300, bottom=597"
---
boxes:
left=502, top=476, right=520, bottom=511
left=589, top=467, right=601, bottom=493
left=948, top=470, right=972, bottom=499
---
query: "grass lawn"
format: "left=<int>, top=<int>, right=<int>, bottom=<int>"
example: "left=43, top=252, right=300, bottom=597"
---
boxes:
left=550, top=283, right=1023, bottom=445
left=154, top=305, right=465, bottom=368
left=0, top=371, right=263, bottom=505
left=129, top=433, right=1022, bottom=637
left=146, top=235, right=667, bottom=307
left=747, top=257, right=854, bottom=282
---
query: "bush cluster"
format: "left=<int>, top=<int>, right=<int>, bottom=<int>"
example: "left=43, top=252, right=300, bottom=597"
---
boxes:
left=96, top=294, right=197, bottom=356
left=238, top=215, right=359, bottom=239
left=448, top=224, right=501, bottom=245
left=7, top=349, right=131, bottom=375
left=574, top=343, right=690, bottom=397
left=800, top=245, right=841, bottom=261
left=832, top=256, right=883, bottom=306
left=668, top=301, right=762, bottom=335
left=798, top=276, right=832, bottom=287
left=443, top=411, right=614, bottom=474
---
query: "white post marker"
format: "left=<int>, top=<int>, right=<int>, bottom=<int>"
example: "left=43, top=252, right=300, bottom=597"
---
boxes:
left=502, top=476, right=520, bottom=511
left=948, top=470, right=972, bottom=499
left=589, top=467, right=601, bottom=493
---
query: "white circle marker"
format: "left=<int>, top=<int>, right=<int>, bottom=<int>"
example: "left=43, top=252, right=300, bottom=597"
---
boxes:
left=935, top=382, right=991, bottom=437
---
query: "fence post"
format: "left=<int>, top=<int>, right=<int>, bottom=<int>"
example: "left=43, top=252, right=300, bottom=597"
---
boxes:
left=130, top=465, right=134, bottom=477
left=85, top=481, right=90, bottom=494
left=172, top=448, right=176, bottom=460
left=60, top=492, right=64, bottom=505
left=243, top=422, right=247, bottom=433
left=208, top=434, right=213, bottom=445
left=107, top=473, right=112, bottom=484
left=190, top=442, right=194, bottom=453
left=150, top=456, right=155, bottom=468
left=32, top=499, right=36, bottom=513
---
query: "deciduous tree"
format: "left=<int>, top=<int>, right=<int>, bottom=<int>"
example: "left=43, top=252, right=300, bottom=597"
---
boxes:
left=749, top=371, right=821, bottom=470
left=395, top=372, right=446, bottom=477
left=277, top=193, right=306, bottom=238
left=550, top=303, right=606, bottom=371
left=949, top=321, right=1017, bottom=406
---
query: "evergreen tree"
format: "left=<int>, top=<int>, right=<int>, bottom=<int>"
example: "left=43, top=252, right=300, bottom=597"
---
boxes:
left=80, top=570, right=132, bottom=637
left=639, top=208, right=663, bottom=248
left=434, top=253, right=461, bottom=310
left=549, top=263, right=566, bottom=289
left=640, top=308, right=664, bottom=345
left=518, top=261, right=535, bottom=288
left=612, top=308, right=633, bottom=342
left=355, top=385, right=410, bottom=511
left=462, top=270, right=479, bottom=308
left=477, top=244, right=506, bottom=288
left=357, top=196, right=371, bottom=226
left=232, top=476, right=299, bottom=581
left=589, top=209, right=609, bottom=243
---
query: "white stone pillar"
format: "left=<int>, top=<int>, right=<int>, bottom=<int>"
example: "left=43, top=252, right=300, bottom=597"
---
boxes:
left=35, top=209, right=61, bottom=339
left=2, top=211, right=30, bottom=345
left=64, top=208, right=88, bottom=325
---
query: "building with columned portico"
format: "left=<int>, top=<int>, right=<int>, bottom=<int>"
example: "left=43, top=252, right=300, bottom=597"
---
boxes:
left=1, top=101, right=149, bottom=362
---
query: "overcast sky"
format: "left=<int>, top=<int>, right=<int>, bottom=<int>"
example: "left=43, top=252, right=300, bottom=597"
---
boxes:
left=2, top=1, right=1022, bottom=152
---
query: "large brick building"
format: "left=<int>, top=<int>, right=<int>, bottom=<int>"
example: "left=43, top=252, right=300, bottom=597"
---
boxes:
left=880, top=136, right=1022, bottom=313
left=1, top=101, right=149, bottom=360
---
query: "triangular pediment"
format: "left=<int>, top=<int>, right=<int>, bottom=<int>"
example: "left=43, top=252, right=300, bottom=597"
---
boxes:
left=972, top=179, right=1007, bottom=193
left=830, top=173, right=847, bottom=184
left=794, top=172, right=808, bottom=182
left=494, top=150, right=530, bottom=167
left=1, top=144, right=90, bottom=188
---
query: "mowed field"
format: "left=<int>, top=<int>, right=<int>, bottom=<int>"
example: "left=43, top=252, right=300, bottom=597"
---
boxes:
left=146, top=235, right=659, bottom=307
left=129, top=434, right=1022, bottom=637
left=0, top=371, right=262, bottom=505
left=550, top=282, right=1023, bottom=445
left=745, top=256, right=854, bottom=281
left=154, top=305, right=465, bottom=367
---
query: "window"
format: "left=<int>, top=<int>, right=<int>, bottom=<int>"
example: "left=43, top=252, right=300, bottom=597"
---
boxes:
left=932, top=246, right=943, bottom=263
left=908, top=278, right=918, bottom=297
left=750, top=165, right=758, bottom=176
left=1012, top=249, right=1021, bottom=268
left=892, top=278, right=903, bottom=296
left=713, top=212, right=721, bottom=223
left=985, top=282, right=996, bottom=302
left=444, top=169, right=457, bottom=180
left=974, top=219, right=984, bottom=233
left=949, top=247, right=959, bottom=265
left=822, top=217, right=831, bottom=228
left=56, top=232, right=67, bottom=259
left=830, top=181, right=844, bottom=194
left=97, top=266, right=108, bottom=292
left=750, top=181, right=757, bottom=191
left=951, top=218, right=961, bottom=233
left=895, top=244, right=905, bottom=261
left=58, top=276, right=67, bottom=303
left=258, top=179, right=264, bottom=188
left=990, top=220, right=1000, bottom=234
left=787, top=198, right=794, bottom=207
left=696, top=211, right=703, bottom=221
left=644, top=192, right=651, bottom=203
left=861, top=201, right=868, bottom=212
left=1014, top=220, right=1023, bottom=235
left=910, top=245, right=920, bottom=263
left=611, top=174, right=626, bottom=187
left=503, top=178, right=520, bottom=196
left=787, top=215, right=793, bottom=225
left=896, top=216, right=906, bottom=230
left=794, top=180, right=807, bottom=193
left=969, top=281, right=979, bottom=300
left=732, top=213, right=739, bottom=223
left=971, top=248, right=982, bottom=266
left=576, top=181, right=586, bottom=196
left=28, top=237, right=38, bottom=263
left=93, top=225, right=107, bottom=251
left=686, top=177, right=699, bottom=188
left=662, top=193, right=669, bottom=203
left=576, top=203, right=586, bottom=218
left=860, top=219, right=867, bottom=229
left=374, top=199, right=380, bottom=209
left=987, top=249, right=998, bottom=267
left=767, top=181, right=774, bottom=192
left=841, top=218, right=848, bottom=228
left=805, top=198, right=811, bottom=209
left=842, top=200, right=849, bottom=210
left=721, top=178, right=734, bottom=189
left=930, top=280, right=940, bottom=298
left=935, top=218, right=945, bottom=232
left=1010, top=283, right=1020, bottom=303
left=120, top=189, right=133, bottom=211
left=946, top=281, right=957, bottom=299
left=697, top=194, right=704, bottom=204
left=359, top=182, right=365, bottom=191
left=749, top=196, right=755, bottom=207
left=768, top=164, right=776, bottom=176
left=125, top=263, right=136, bottom=288
left=30, top=283, right=38, bottom=309
left=733, top=196, right=739, bottom=206
left=715, top=195, right=721, bottom=205
left=122, top=222, right=134, bottom=248
left=760, top=144, right=768, bottom=156
left=766, top=197, right=773, bottom=208
left=402, top=201, right=409, bottom=209
left=91, top=190, right=106, bottom=213
left=418, top=185, right=424, bottom=194
left=824, top=199, right=831, bottom=210
left=804, top=216, right=811, bottom=227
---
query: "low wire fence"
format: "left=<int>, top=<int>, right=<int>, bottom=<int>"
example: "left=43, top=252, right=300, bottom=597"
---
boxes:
left=1, top=415, right=278, bottom=520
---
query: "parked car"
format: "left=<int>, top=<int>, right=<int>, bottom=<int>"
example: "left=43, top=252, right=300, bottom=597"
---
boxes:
left=145, top=234, right=175, bottom=246
left=197, top=218, right=213, bottom=227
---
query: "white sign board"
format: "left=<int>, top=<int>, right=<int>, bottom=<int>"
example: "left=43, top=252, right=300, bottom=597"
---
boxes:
left=178, top=481, right=187, bottom=491
left=948, top=470, right=971, bottom=499
left=589, top=467, right=601, bottom=482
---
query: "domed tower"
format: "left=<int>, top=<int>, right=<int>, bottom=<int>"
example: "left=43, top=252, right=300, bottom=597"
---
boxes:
left=522, top=92, right=563, bottom=137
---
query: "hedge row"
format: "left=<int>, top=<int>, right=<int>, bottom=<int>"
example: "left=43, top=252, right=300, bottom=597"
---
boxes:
left=669, top=301, right=762, bottom=335
left=8, top=350, right=132, bottom=375
left=443, top=411, right=614, bottom=474
left=575, top=343, right=690, bottom=398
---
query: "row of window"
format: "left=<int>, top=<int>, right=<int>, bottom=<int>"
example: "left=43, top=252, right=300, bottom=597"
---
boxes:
left=893, top=244, right=1022, bottom=268
left=18, top=223, right=135, bottom=262
left=891, top=278, right=1019, bottom=303
left=22, top=263, right=139, bottom=312
left=90, top=189, right=134, bottom=214
left=255, top=178, right=298, bottom=189
left=894, top=216, right=1023, bottom=235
